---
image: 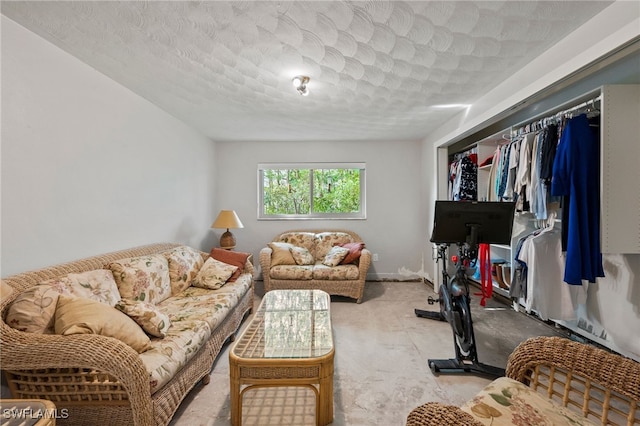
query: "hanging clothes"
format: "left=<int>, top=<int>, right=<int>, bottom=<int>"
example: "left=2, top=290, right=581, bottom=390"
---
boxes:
left=516, top=221, right=587, bottom=321
left=486, top=148, right=500, bottom=201
left=551, top=114, right=605, bottom=285
left=539, top=124, right=559, bottom=182
left=458, top=153, right=477, bottom=201
left=450, top=153, right=478, bottom=201
left=514, top=132, right=534, bottom=211
left=503, top=138, right=520, bottom=201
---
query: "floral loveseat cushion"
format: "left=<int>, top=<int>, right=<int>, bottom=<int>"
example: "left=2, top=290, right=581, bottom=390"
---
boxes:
left=267, top=231, right=362, bottom=280
left=461, top=376, right=597, bottom=426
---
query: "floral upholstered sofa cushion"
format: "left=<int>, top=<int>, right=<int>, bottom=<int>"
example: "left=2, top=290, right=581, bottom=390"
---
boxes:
left=140, top=273, right=253, bottom=393
left=461, top=376, right=597, bottom=426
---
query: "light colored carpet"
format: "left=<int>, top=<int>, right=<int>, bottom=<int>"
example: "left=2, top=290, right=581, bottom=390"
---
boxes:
left=169, top=281, right=564, bottom=426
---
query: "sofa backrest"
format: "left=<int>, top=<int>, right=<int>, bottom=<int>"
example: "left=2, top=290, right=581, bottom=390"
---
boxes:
left=273, top=230, right=362, bottom=260
left=313, top=232, right=355, bottom=259
left=276, top=232, right=317, bottom=256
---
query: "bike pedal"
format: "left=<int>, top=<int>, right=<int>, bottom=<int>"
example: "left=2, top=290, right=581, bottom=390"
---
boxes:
left=427, top=296, right=440, bottom=305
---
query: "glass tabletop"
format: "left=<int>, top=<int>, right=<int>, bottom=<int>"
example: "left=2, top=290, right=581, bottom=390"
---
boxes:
left=232, top=290, right=333, bottom=359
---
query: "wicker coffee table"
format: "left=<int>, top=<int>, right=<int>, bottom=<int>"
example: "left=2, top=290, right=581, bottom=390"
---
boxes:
left=229, top=289, right=334, bottom=426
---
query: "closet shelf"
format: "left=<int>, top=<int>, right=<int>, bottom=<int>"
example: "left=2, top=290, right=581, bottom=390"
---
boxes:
left=492, top=244, right=510, bottom=250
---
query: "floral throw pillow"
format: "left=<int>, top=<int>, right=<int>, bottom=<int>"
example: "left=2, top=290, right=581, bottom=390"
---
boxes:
left=163, top=246, right=204, bottom=295
left=115, top=299, right=171, bottom=338
left=290, top=246, right=315, bottom=265
left=192, top=258, right=238, bottom=290
left=322, top=246, right=350, bottom=267
left=108, top=254, right=171, bottom=305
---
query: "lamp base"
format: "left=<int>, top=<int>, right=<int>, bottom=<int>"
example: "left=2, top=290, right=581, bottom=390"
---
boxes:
left=219, top=231, right=236, bottom=250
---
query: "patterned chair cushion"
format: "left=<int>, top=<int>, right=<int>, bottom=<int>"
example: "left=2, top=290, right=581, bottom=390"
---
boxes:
left=277, top=232, right=316, bottom=256
left=312, top=264, right=360, bottom=280
left=461, top=376, right=597, bottom=426
left=314, top=232, right=354, bottom=259
left=108, top=254, right=171, bottom=305
left=270, top=265, right=314, bottom=280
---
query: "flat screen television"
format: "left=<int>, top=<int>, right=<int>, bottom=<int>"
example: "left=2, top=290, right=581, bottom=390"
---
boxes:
left=430, top=201, right=516, bottom=245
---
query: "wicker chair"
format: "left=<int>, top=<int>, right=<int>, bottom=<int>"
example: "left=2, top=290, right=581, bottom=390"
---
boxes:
left=260, top=229, right=371, bottom=303
left=407, top=336, right=640, bottom=426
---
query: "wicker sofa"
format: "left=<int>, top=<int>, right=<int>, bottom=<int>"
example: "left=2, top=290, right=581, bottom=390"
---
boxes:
left=406, top=336, right=640, bottom=426
left=259, top=230, right=371, bottom=303
left=1, top=243, right=254, bottom=426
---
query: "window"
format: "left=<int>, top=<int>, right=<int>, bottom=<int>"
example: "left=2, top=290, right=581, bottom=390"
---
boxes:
left=258, top=163, right=366, bottom=220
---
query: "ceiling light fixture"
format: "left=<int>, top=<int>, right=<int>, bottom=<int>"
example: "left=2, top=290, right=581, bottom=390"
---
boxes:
left=292, top=75, right=310, bottom=96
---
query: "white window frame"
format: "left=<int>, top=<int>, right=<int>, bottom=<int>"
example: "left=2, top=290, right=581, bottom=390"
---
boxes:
left=257, top=162, right=366, bottom=220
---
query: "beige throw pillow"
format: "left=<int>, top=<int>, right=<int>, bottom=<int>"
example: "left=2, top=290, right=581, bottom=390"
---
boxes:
left=192, top=258, right=238, bottom=290
left=268, top=242, right=296, bottom=266
left=115, top=299, right=171, bottom=338
left=55, top=296, right=151, bottom=353
left=322, top=246, right=350, bottom=267
left=290, top=246, right=315, bottom=265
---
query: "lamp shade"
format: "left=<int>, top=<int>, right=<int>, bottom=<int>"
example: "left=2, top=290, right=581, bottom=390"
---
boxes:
left=211, top=210, right=244, bottom=230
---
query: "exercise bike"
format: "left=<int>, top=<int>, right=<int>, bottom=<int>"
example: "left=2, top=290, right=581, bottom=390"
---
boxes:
left=415, top=200, right=516, bottom=379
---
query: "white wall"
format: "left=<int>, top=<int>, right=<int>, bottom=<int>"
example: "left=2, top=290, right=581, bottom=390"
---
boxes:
left=1, top=16, right=218, bottom=276
left=214, top=139, right=425, bottom=281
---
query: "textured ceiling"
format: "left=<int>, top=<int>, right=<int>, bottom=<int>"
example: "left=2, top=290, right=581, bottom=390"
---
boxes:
left=2, top=1, right=613, bottom=142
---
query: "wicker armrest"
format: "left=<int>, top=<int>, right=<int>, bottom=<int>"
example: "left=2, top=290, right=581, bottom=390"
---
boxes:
left=259, top=247, right=273, bottom=283
left=1, top=319, right=154, bottom=424
left=506, top=336, right=640, bottom=424
left=358, top=248, right=371, bottom=278
left=406, top=402, right=483, bottom=426
left=244, top=254, right=255, bottom=277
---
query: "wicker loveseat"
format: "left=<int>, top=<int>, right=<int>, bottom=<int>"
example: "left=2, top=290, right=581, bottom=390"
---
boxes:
left=1, top=243, right=254, bottom=426
left=259, top=230, right=371, bottom=303
left=406, top=336, right=640, bottom=426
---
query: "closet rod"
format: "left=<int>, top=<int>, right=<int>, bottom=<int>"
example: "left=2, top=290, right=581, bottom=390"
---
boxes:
left=510, top=89, right=602, bottom=133
left=512, top=95, right=602, bottom=136
left=450, top=145, right=477, bottom=160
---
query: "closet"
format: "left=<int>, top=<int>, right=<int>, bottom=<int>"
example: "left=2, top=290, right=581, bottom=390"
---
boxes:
left=445, top=84, right=640, bottom=361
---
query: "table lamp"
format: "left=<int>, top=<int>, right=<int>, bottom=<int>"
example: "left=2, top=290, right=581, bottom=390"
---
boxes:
left=211, top=210, right=244, bottom=249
